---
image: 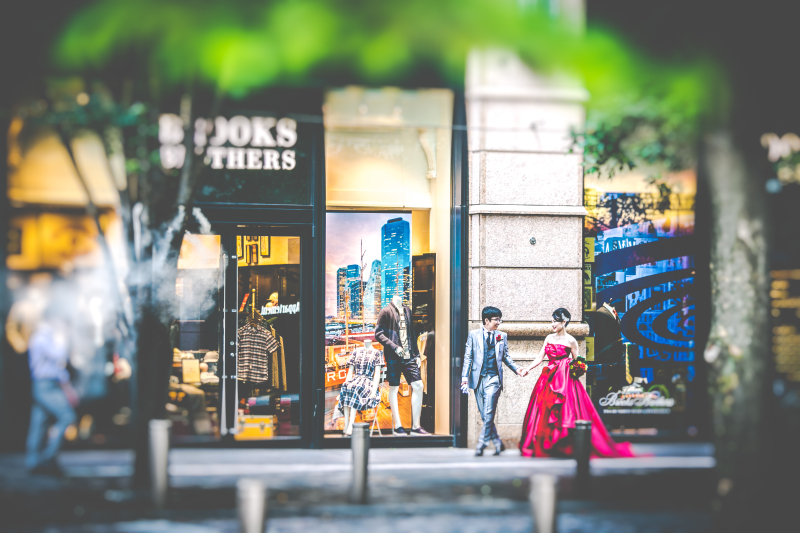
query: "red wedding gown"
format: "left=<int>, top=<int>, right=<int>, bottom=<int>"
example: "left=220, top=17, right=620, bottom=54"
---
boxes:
left=519, top=343, right=634, bottom=458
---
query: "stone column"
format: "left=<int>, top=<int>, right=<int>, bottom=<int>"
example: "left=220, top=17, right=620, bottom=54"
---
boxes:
left=465, top=49, right=589, bottom=450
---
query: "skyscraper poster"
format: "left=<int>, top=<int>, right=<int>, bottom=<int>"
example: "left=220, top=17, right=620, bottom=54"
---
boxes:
left=324, top=212, right=412, bottom=432
left=326, top=212, right=412, bottom=324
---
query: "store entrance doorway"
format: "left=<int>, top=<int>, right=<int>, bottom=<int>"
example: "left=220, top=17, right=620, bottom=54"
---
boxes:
left=221, top=229, right=308, bottom=441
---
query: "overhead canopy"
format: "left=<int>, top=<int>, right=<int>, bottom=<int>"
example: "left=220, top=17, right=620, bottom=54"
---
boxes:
left=7, top=118, right=120, bottom=208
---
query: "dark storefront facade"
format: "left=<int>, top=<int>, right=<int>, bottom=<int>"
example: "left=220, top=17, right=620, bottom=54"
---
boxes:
left=161, top=87, right=468, bottom=448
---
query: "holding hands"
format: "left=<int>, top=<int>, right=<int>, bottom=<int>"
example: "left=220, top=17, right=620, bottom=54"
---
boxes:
left=518, top=358, right=543, bottom=378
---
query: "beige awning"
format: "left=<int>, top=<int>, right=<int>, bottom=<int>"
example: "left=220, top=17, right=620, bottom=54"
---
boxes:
left=7, top=118, right=120, bottom=208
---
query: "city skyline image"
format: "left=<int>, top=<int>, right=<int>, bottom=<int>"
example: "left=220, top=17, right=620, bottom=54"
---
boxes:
left=326, top=212, right=412, bottom=319
left=381, top=217, right=411, bottom=310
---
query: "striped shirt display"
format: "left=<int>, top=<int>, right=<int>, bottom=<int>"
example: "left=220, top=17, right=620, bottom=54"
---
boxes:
left=237, top=323, right=278, bottom=383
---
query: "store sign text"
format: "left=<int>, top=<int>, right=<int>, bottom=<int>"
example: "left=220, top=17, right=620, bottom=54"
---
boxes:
left=260, top=302, right=300, bottom=316
left=325, top=369, right=348, bottom=388
left=598, top=389, right=675, bottom=409
left=159, top=114, right=298, bottom=171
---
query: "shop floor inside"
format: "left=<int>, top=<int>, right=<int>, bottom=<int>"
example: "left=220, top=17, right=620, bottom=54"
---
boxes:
left=1, top=444, right=717, bottom=532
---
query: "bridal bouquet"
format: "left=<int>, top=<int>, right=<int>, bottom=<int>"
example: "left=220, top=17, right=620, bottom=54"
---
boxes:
left=570, top=357, right=587, bottom=379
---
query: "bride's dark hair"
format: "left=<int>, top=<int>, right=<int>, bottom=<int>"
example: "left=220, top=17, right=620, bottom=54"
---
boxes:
left=552, top=308, right=571, bottom=328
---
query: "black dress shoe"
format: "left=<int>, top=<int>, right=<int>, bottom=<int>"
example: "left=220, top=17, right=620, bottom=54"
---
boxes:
left=493, top=441, right=505, bottom=456
left=475, top=447, right=485, bottom=457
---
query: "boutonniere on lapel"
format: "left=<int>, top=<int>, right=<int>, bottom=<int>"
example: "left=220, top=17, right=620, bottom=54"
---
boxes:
left=495, top=333, right=502, bottom=344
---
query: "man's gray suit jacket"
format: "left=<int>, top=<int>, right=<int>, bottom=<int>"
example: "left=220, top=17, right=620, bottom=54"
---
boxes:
left=462, top=329, right=519, bottom=391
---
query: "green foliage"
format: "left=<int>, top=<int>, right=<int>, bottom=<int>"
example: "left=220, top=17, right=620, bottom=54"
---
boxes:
left=53, top=0, right=727, bottom=175
left=23, top=89, right=145, bottom=136
left=55, top=1, right=722, bottom=114
left=573, top=108, right=697, bottom=181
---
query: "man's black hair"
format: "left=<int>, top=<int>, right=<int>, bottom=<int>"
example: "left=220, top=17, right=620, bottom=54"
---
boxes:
left=482, top=306, right=502, bottom=325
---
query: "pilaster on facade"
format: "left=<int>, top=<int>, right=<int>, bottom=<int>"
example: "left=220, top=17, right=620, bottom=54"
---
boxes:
left=465, top=49, right=588, bottom=449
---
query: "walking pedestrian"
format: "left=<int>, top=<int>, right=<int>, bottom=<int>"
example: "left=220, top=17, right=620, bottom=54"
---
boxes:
left=461, top=306, right=523, bottom=456
left=25, top=302, right=78, bottom=476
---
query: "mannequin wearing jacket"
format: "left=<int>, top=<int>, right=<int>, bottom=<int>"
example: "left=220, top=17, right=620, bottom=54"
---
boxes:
left=593, top=301, right=626, bottom=391
left=374, top=295, right=429, bottom=436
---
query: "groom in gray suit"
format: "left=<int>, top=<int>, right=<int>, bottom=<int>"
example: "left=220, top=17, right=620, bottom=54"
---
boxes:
left=462, top=306, right=522, bottom=456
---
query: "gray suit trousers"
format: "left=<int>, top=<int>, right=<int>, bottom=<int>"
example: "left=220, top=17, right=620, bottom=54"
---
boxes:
left=475, top=374, right=501, bottom=449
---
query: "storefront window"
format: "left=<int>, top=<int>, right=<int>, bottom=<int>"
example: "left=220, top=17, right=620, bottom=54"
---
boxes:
left=172, top=233, right=303, bottom=440
left=583, top=171, right=700, bottom=437
left=323, top=87, right=454, bottom=437
left=171, top=234, right=223, bottom=438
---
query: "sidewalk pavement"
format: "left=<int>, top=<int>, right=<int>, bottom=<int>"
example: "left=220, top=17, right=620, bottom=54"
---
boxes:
left=1, top=443, right=716, bottom=532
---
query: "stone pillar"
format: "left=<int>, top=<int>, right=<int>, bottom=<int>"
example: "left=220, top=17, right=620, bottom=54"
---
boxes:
left=465, top=49, right=589, bottom=450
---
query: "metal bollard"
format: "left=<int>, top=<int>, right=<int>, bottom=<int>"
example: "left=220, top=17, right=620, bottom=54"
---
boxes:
left=573, top=419, right=592, bottom=496
left=573, top=420, right=592, bottom=476
left=529, top=473, right=557, bottom=533
left=350, top=422, right=370, bottom=504
left=148, top=419, right=172, bottom=509
left=237, top=478, right=267, bottom=533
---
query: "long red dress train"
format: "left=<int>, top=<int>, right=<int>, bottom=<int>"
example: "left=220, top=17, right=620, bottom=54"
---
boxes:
left=519, top=343, right=634, bottom=458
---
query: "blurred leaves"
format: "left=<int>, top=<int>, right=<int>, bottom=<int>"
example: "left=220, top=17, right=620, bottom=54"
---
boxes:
left=53, top=0, right=727, bottom=177
left=573, top=106, right=697, bottom=181
left=54, top=0, right=724, bottom=116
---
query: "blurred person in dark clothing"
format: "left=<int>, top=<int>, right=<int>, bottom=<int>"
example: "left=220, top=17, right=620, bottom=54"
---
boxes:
left=25, top=302, right=78, bottom=476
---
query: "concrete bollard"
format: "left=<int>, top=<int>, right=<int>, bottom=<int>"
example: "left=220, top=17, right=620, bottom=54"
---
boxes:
left=350, top=422, right=370, bottom=504
left=237, top=478, right=267, bottom=533
left=573, top=419, right=592, bottom=496
left=148, top=419, right=172, bottom=509
left=529, top=473, right=557, bottom=533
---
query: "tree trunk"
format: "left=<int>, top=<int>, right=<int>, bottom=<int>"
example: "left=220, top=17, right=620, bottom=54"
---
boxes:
left=131, top=91, right=221, bottom=489
left=701, top=130, right=770, bottom=531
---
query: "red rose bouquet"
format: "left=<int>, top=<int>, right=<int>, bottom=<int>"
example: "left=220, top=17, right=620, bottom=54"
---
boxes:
left=570, top=356, right=587, bottom=379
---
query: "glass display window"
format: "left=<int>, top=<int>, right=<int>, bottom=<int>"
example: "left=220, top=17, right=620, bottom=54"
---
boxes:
left=323, top=86, right=454, bottom=438
left=171, top=232, right=304, bottom=441
left=171, top=234, right=223, bottom=439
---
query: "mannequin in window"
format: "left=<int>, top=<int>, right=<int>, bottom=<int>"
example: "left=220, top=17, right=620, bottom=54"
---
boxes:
left=338, top=339, right=383, bottom=436
left=375, top=294, right=429, bottom=436
left=594, top=299, right=626, bottom=390
left=266, top=292, right=279, bottom=308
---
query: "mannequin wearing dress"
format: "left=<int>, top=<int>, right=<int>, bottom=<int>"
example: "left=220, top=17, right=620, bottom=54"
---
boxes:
left=341, top=340, right=383, bottom=436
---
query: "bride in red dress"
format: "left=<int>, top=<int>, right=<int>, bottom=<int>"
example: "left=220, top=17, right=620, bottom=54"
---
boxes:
left=518, top=308, right=634, bottom=458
